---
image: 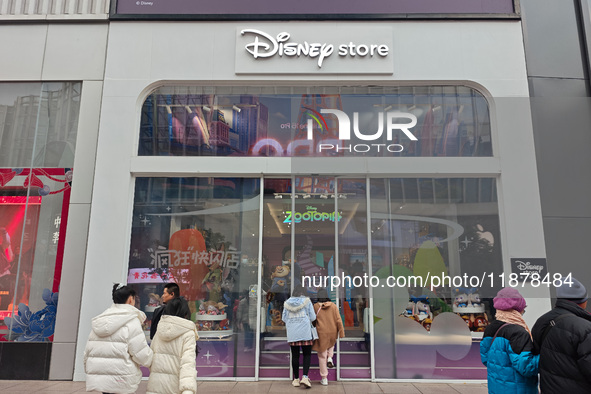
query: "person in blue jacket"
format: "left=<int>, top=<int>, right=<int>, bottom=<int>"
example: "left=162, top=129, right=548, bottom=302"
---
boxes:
left=282, top=285, right=317, bottom=389
left=480, top=287, right=539, bottom=394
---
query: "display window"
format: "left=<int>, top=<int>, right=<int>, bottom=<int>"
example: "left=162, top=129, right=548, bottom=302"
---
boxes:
left=139, top=86, right=491, bottom=158
left=129, top=175, right=502, bottom=380
left=370, top=177, right=501, bottom=379
left=129, top=177, right=261, bottom=377
left=132, top=84, right=500, bottom=380
left=0, top=82, right=80, bottom=342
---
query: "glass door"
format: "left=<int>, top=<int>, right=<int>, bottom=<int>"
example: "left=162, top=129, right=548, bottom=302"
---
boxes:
left=335, top=178, right=371, bottom=380
left=259, top=176, right=372, bottom=381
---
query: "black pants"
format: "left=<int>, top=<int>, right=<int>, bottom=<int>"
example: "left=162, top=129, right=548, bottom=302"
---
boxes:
left=290, top=344, right=312, bottom=379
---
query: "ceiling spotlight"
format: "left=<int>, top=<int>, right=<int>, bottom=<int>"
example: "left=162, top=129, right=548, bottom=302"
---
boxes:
left=339, top=194, right=347, bottom=199
left=202, top=105, right=211, bottom=112
left=303, top=194, right=311, bottom=199
left=320, top=194, right=328, bottom=199
left=274, top=194, right=283, bottom=199
left=232, top=105, right=241, bottom=112
left=330, top=195, right=336, bottom=198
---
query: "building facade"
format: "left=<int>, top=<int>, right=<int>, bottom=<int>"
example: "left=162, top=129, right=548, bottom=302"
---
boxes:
left=0, top=0, right=587, bottom=382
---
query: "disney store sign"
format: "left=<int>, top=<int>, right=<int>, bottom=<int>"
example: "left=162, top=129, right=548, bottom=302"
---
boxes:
left=236, top=26, right=394, bottom=74
left=510, top=258, right=548, bottom=282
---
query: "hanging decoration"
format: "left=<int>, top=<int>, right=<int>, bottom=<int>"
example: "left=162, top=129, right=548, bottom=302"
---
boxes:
left=0, top=168, right=72, bottom=196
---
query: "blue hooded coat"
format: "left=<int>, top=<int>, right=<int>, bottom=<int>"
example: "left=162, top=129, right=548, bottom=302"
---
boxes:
left=282, top=296, right=317, bottom=343
left=480, top=320, right=539, bottom=394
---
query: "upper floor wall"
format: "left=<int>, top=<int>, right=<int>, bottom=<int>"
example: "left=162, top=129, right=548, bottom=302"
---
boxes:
left=0, top=0, right=109, bottom=21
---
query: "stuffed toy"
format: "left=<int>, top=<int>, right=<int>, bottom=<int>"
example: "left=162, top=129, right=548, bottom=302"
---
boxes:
left=202, top=259, right=223, bottom=302
left=270, top=264, right=290, bottom=293
left=147, top=293, right=160, bottom=307
left=460, top=314, right=472, bottom=329
left=199, top=300, right=227, bottom=315
left=270, top=308, right=284, bottom=326
left=402, top=301, right=416, bottom=319
left=454, top=293, right=468, bottom=308
left=414, top=300, right=433, bottom=323
left=473, top=314, right=489, bottom=332
left=468, top=292, right=481, bottom=307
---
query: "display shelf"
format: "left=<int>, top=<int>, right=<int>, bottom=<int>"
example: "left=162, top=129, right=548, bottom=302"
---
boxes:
left=195, top=313, right=232, bottom=337
left=452, top=305, right=486, bottom=314
left=197, top=329, right=234, bottom=338
left=195, top=313, right=227, bottom=321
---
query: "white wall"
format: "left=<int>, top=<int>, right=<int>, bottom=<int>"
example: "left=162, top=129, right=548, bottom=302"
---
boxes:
left=73, top=20, right=550, bottom=380
left=0, top=22, right=108, bottom=380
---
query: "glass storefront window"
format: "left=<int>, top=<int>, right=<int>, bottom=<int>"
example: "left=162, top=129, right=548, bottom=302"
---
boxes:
left=129, top=177, right=261, bottom=378
left=370, top=177, right=502, bottom=379
left=129, top=175, right=502, bottom=380
left=139, top=86, right=491, bottom=158
left=0, top=82, right=81, bottom=342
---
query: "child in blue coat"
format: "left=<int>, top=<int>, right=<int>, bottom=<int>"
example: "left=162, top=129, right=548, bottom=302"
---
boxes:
left=282, top=285, right=317, bottom=389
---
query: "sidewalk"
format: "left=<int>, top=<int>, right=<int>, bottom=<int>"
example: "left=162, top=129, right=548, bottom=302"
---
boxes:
left=0, top=380, right=488, bottom=393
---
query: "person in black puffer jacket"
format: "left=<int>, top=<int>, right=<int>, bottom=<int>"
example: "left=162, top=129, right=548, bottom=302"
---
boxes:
left=532, top=277, right=591, bottom=393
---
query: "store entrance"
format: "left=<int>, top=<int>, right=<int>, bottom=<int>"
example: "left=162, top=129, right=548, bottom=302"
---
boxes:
left=259, top=177, right=371, bottom=380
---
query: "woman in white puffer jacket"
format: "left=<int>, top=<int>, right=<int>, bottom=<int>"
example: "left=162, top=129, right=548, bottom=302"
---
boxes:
left=84, top=284, right=153, bottom=394
left=147, top=297, right=199, bottom=394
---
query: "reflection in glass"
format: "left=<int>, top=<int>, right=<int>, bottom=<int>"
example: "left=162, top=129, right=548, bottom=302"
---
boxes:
left=129, top=177, right=260, bottom=377
left=370, top=177, right=501, bottom=379
left=139, top=86, right=491, bottom=158
left=0, top=82, right=79, bottom=342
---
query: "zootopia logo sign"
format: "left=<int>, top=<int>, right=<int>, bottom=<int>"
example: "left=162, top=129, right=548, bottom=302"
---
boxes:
left=283, top=206, right=342, bottom=224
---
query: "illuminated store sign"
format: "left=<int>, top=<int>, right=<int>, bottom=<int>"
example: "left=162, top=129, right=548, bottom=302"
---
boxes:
left=241, top=29, right=389, bottom=68
left=235, top=26, right=394, bottom=74
left=283, top=206, right=342, bottom=224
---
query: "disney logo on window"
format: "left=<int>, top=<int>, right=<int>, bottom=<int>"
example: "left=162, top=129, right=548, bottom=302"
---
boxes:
left=515, top=260, right=545, bottom=273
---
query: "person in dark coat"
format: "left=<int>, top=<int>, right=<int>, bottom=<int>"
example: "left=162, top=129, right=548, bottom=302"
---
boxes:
left=150, top=283, right=189, bottom=340
left=480, top=287, right=539, bottom=394
left=532, top=277, right=591, bottom=393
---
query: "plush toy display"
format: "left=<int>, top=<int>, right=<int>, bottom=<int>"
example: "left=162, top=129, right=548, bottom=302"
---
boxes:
left=195, top=300, right=232, bottom=336
left=453, top=288, right=488, bottom=332
left=402, top=302, right=416, bottom=319
left=147, top=293, right=160, bottom=307
left=454, top=293, right=469, bottom=308
left=202, top=259, right=223, bottom=303
left=472, top=314, right=489, bottom=332
left=414, top=300, right=433, bottom=323
left=270, top=264, right=290, bottom=293
left=401, top=296, right=433, bottom=331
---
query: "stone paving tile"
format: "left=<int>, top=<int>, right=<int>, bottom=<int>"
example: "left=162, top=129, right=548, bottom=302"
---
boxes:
left=0, top=380, right=24, bottom=389
left=199, top=381, right=239, bottom=392
left=343, top=382, right=384, bottom=393
left=447, top=383, right=488, bottom=394
left=230, top=381, right=273, bottom=393
left=2, top=380, right=62, bottom=392
left=35, top=381, right=87, bottom=392
left=378, top=382, right=422, bottom=393
left=412, top=383, right=461, bottom=393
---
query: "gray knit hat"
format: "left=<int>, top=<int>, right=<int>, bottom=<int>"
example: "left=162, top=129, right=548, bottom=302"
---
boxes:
left=556, top=277, right=588, bottom=304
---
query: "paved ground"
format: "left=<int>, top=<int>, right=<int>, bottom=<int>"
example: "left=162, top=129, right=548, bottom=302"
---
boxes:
left=0, top=380, right=488, bottom=393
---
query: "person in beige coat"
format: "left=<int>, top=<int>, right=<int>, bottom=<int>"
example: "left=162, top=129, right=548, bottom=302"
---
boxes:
left=147, top=297, right=199, bottom=394
left=312, top=289, right=345, bottom=386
